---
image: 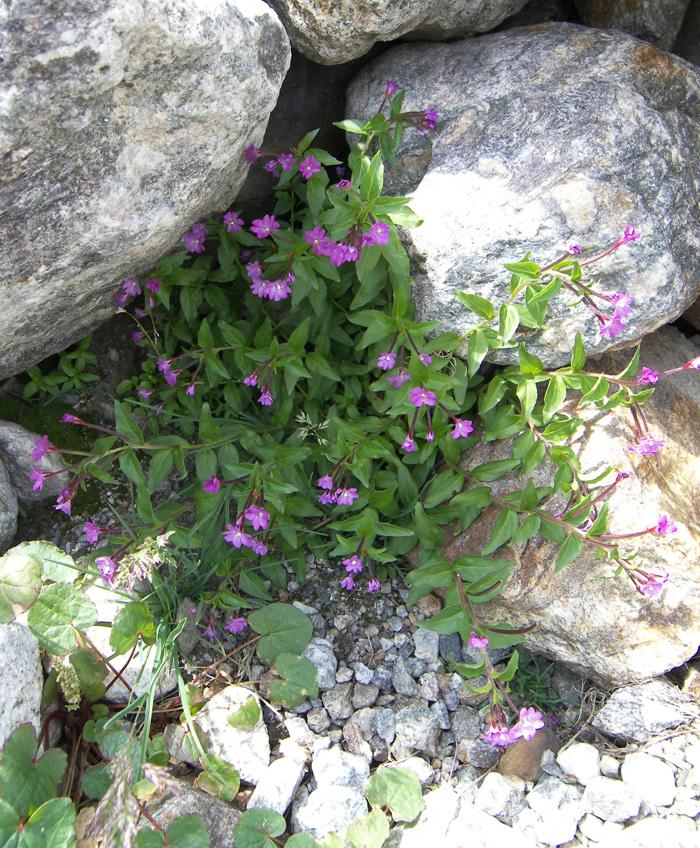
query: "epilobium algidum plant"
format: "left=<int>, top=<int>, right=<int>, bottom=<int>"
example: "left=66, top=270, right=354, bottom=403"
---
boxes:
left=29, top=81, right=695, bottom=747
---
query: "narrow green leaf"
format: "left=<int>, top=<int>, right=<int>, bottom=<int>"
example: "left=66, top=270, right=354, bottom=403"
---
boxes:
left=481, top=507, right=519, bottom=555
left=555, top=533, right=583, bottom=571
left=454, top=292, right=494, bottom=320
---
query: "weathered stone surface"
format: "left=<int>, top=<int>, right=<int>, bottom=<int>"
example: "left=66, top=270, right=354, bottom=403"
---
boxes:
left=346, top=24, right=700, bottom=367
left=0, top=421, right=67, bottom=505
left=0, top=0, right=290, bottom=379
left=0, top=460, right=17, bottom=551
left=498, top=728, right=560, bottom=783
left=575, top=0, right=691, bottom=50
left=497, top=0, right=581, bottom=29
left=674, top=0, right=700, bottom=67
left=265, top=0, right=527, bottom=65
left=145, top=781, right=242, bottom=846
left=412, top=326, right=700, bottom=685
left=0, top=624, right=43, bottom=752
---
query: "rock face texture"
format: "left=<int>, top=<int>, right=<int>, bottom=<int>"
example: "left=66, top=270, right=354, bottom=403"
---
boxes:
left=0, top=624, right=43, bottom=751
left=429, top=326, right=700, bottom=685
left=264, top=0, right=527, bottom=64
left=575, top=0, right=691, bottom=50
left=346, top=24, right=700, bottom=367
left=0, top=0, right=290, bottom=380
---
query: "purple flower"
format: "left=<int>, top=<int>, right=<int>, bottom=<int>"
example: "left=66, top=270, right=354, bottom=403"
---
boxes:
left=568, top=244, right=582, bottom=255
left=186, top=382, right=196, bottom=396
left=95, top=556, right=117, bottom=584
left=386, top=369, right=410, bottom=388
left=386, top=80, right=399, bottom=97
left=409, top=387, right=437, bottom=408
left=246, top=261, right=263, bottom=282
left=451, top=418, right=474, bottom=439
left=31, top=435, right=52, bottom=462
left=29, top=467, right=47, bottom=491
left=426, top=426, right=434, bottom=442
left=615, top=225, right=641, bottom=247
left=655, top=515, right=677, bottom=535
left=202, top=624, right=220, bottom=640
left=222, top=523, right=253, bottom=548
left=640, top=571, right=669, bottom=598
left=361, top=233, right=376, bottom=248
left=284, top=270, right=295, bottom=287
left=146, top=278, right=160, bottom=292
left=184, top=231, right=206, bottom=253
left=123, top=278, right=141, bottom=296
left=244, top=373, right=258, bottom=387
left=164, top=369, right=179, bottom=387
left=267, top=279, right=291, bottom=301
left=343, top=555, right=363, bottom=574
left=251, top=214, right=280, bottom=239
left=113, top=293, right=128, bottom=309
left=191, top=223, right=208, bottom=238
left=224, top=616, right=248, bottom=634
left=223, top=212, right=243, bottom=233
left=134, top=307, right=147, bottom=319
left=278, top=153, right=295, bottom=171
left=513, top=707, right=545, bottom=741
left=417, top=108, right=438, bottom=135
left=638, top=367, right=659, bottom=385
left=264, top=160, right=278, bottom=173
left=326, top=242, right=348, bottom=267
left=251, top=538, right=268, bottom=556
left=54, top=488, right=72, bottom=515
left=628, top=437, right=664, bottom=456
left=139, top=389, right=154, bottom=402
left=336, top=179, right=352, bottom=189
left=245, top=144, right=262, bottom=164
left=377, top=352, right=397, bottom=370
left=299, top=155, right=321, bottom=179
left=304, top=226, right=330, bottom=256
left=402, top=435, right=417, bottom=453
left=335, top=487, right=359, bottom=506
left=468, top=632, right=490, bottom=650
left=258, top=390, right=274, bottom=406
left=345, top=245, right=359, bottom=263
left=132, top=331, right=145, bottom=344
left=683, top=356, right=700, bottom=370
left=250, top=278, right=268, bottom=298
left=369, top=221, right=391, bottom=246
left=61, top=414, right=83, bottom=424
left=419, top=354, right=433, bottom=366
left=367, top=576, right=381, bottom=592
left=318, top=491, right=336, bottom=505
left=202, top=476, right=221, bottom=494
left=318, top=475, right=334, bottom=490
left=611, top=293, right=634, bottom=318
left=599, top=313, right=627, bottom=339
left=482, top=721, right=520, bottom=748
left=84, top=521, right=101, bottom=544
left=244, top=505, right=270, bottom=531
left=340, top=573, right=355, bottom=590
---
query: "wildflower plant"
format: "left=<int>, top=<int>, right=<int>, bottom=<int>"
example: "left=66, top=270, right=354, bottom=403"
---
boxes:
left=29, top=82, right=692, bottom=747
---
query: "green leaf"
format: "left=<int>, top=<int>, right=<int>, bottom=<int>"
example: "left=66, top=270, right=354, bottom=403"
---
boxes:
left=0, top=551, right=41, bottom=624
left=248, top=603, right=313, bottom=662
left=269, top=653, right=318, bottom=708
left=469, top=459, right=520, bottom=482
left=518, top=343, right=544, bottom=377
left=147, top=449, right=174, bottom=494
left=17, top=797, right=76, bottom=848
left=587, top=503, right=610, bottom=537
left=516, top=378, right=537, bottom=420
left=481, top=508, right=519, bottom=556
left=495, top=649, right=520, bottom=683
left=8, top=541, right=77, bottom=584
left=424, top=470, right=463, bottom=510
left=81, top=763, right=112, bottom=800
left=360, top=151, right=384, bottom=200
left=227, top=696, right=261, bottom=729
left=511, top=513, right=541, bottom=546
left=479, top=375, right=508, bottom=415
left=199, top=403, right=221, bottom=442
left=555, top=533, right=583, bottom=571
left=616, top=346, right=641, bottom=380
left=110, top=601, right=156, bottom=655
left=233, top=809, right=285, bottom=848
left=166, top=814, right=211, bottom=848
left=286, top=835, right=319, bottom=848
left=366, top=767, right=425, bottom=823
left=504, top=260, right=540, bottom=279
left=543, top=375, right=567, bottom=422
left=197, top=754, right=240, bottom=802
left=539, top=517, right=567, bottom=544
left=346, top=808, right=390, bottom=848
left=0, top=725, right=67, bottom=817
left=413, top=503, right=446, bottom=549
left=467, top=329, right=490, bottom=377
left=27, top=583, right=97, bottom=655
left=454, top=292, right=494, bottom=320
left=69, top=648, right=106, bottom=688
left=114, top=400, right=144, bottom=443
left=498, top=303, right=520, bottom=345
left=570, top=333, right=586, bottom=371
left=119, top=449, right=147, bottom=488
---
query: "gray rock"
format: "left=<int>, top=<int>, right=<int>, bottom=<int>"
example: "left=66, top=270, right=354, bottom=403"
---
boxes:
left=582, top=775, right=642, bottom=823
left=312, top=745, right=370, bottom=792
left=195, top=686, right=270, bottom=785
left=347, top=24, right=700, bottom=368
left=306, top=707, right=331, bottom=734
left=375, top=708, right=397, bottom=744
left=674, top=0, right=700, bottom=67
left=451, top=706, right=482, bottom=741
left=0, top=0, right=290, bottom=380
left=386, top=757, right=435, bottom=786
left=373, top=666, right=394, bottom=691
left=456, top=738, right=502, bottom=770
left=575, top=0, right=691, bottom=50
left=388, top=785, right=460, bottom=848
left=598, top=816, right=700, bottom=848
left=0, top=460, right=17, bottom=551
left=592, top=680, right=700, bottom=743
left=264, top=0, right=527, bottom=65
left=419, top=671, right=440, bottom=702
left=353, top=661, right=375, bottom=685
left=526, top=775, right=585, bottom=845
left=431, top=699, right=451, bottom=730
left=302, top=637, right=337, bottom=691
left=393, top=656, right=420, bottom=696
left=352, top=682, right=379, bottom=709
left=446, top=792, right=538, bottom=848
left=291, top=786, right=368, bottom=837
left=322, top=681, right=353, bottom=721
left=0, top=624, right=43, bottom=752
left=247, top=755, right=306, bottom=816
left=394, top=704, right=441, bottom=758
left=556, top=743, right=601, bottom=786
left=284, top=716, right=317, bottom=749
left=475, top=772, right=528, bottom=825
left=413, top=629, right=440, bottom=664
left=439, top=633, right=462, bottom=663
left=145, top=782, right=242, bottom=845
left=0, top=421, right=67, bottom=504
left=620, top=753, right=677, bottom=807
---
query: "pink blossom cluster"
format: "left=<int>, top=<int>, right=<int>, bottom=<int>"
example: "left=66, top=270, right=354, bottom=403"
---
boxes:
left=304, top=221, right=391, bottom=268
left=222, top=503, right=271, bottom=556
left=339, top=553, right=380, bottom=592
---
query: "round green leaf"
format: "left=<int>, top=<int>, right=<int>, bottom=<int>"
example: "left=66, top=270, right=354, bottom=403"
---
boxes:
left=248, top=603, right=312, bottom=662
left=0, top=798, right=21, bottom=848
left=346, top=808, right=390, bottom=848
left=196, top=754, right=240, bottom=802
left=9, top=541, right=77, bottom=584
left=0, top=724, right=67, bottom=818
left=27, top=583, right=97, bottom=655
left=366, top=767, right=424, bottom=823
left=0, top=552, right=41, bottom=624
left=166, top=814, right=210, bottom=848
left=81, top=763, right=112, bottom=800
left=110, top=601, right=156, bottom=655
left=22, top=797, right=76, bottom=848
left=286, top=835, right=319, bottom=848
left=69, top=649, right=107, bottom=688
left=233, top=809, right=285, bottom=848
left=227, top=696, right=261, bottom=729
left=269, top=653, right=318, bottom=709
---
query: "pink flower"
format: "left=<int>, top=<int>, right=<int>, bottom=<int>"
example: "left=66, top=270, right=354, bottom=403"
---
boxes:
left=377, top=352, right=397, bottom=370
left=299, top=155, right=321, bottom=179
left=304, top=226, right=330, bottom=256
left=278, top=153, right=295, bottom=171
left=264, top=160, right=278, bottom=173
left=451, top=418, right=474, bottom=439
left=628, top=437, right=664, bottom=456
left=31, top=435, right=52, bottom=462
left=267, top=279, right=291, bottom=301
left=186, top=382, right=196, bottom=396
left=184, top=231, right=206, bottom=253
left=251, top=538, right=268, bottom=556
left=61, top=414, right=84, bottom=425
left=655, top=515, right=677, bottom=535
left=640, top=571, right=669, bottom=598
left=202, top=624, right=220, bottom=640
left=244, top=505, right=270, bottom=531
left=402, top=435, right=416, bottom=453
left=29, top=467, right=47, bottom=491
left=638, top=367, right=659, bottom=385
left=139, top=389, right=154, bottom=402
left=123, top=278, right=141, bottom=296
left=340, top=573, right=355, bottom=590
left=369, top=221, right=391, bottom=246
left=614, top=225, right=641, bottom=248
left=599, top=313, right=627, bottom=339
left=409, top=387, right=437, bottom=408
left=222, top=523, right=253, bottom=548
left=245, top=144, right=262, bottom=164
left=244, top=373, right=258, bottom=387
left=145, top=278, right=160, bottom=292
left=223, top=212, right=243, bottom=233
left=113, top=293, right=128, bottom=309
left=317, top=475, right=334, bottom=490
left=513, top=707, right=545, bottom=741
left=468, top=632, right=490, bottom=650
left=251, top=214, right=280, bottom=239
left=482, top=721, right=521, bottom=748
left=224, top=616, right=248, bottom=634
left=202, top=476, right=221, bottom=494
left=83, top=521, right=101, bottom=544
left=386, top=80, right=399, bottom=97
left=611, top=293, right=634, bottom=318
left=387, top=369, right=410, bottom=388
left=343, top=555, right=363, bottom=574
left=568, top=244, right=582, bottom=255
left=683, top=356, right=700, bottom=370
left=95, top=556, right=117, bottom=585
left=367, top=576, right=381, bottom=592
left=132, top=331, right=145, bottom=343
left=318, top=491, right=336, bottom=505
left=419, top=354, right=433, bottom=366
left=258, top=390, right=274, bottom=406
left=54, top=488, right=72, bottom=515
left=335, top=487, right=359, bottom=506
left=336, top=179, right=351, bottom=189
left=361, top=233, right=376, bottom=248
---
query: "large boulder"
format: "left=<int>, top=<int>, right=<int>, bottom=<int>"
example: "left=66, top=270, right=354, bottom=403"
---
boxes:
left=0, top=0, right=290, bottom=380
left=346, top=24, right=700, bottom=367
left=264, top=0, right=528, bottom=65
left=674, top=0, right=700, bottom=67
left=418, top=325, right=700, bottom=685
left=575, top=0, right=691, bottom=50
